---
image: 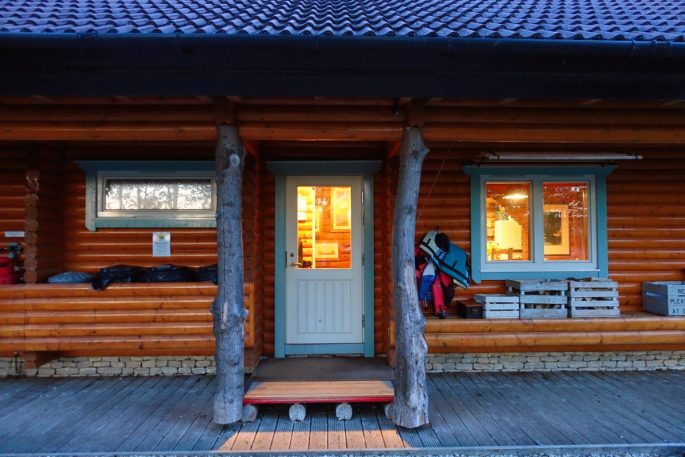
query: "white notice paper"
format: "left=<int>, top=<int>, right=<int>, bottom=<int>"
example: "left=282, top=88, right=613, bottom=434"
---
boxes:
left=152, top=232, right=171, bottom=257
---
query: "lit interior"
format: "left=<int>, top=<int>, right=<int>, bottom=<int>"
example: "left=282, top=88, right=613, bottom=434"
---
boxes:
left=296, top=186, right=352, bottom=269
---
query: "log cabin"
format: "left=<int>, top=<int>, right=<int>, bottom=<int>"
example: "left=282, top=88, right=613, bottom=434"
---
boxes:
left=1, top=0, right=685, bottom=379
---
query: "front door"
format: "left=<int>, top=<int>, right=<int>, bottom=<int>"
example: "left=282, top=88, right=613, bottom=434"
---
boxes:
left=284, top=176, right=364, bottom=352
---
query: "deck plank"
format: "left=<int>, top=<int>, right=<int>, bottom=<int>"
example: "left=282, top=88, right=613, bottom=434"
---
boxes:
left=548, top=372, right=669, bottom=443
left=0, top=377, right=95, bottom=443
left=172, top=382, right=217, bottom=451
left=344, top=412, right=366, bottom=449
left=270, top=409, right=295, bottom=450
left=431, top=373, right=498, bottom=446
left=360, top=406, right=386, bottom=449
left=425, top=375, right=474, bottom=447
left=514, top=372, right=597, bottom=445
left=573, top=372, right=685, bottom=442
left=1, top=371, right=685, bottom=454
left=308, top=405, right=329, bottom=449
left=289, top=408, right=312, bottom=450
left=118, top=376, right=202, bottom=452
left=249, top=406, right=279, bottom=451
left=326, top=405, right=346, bottom=449
left=469, top=373, right=556, bottom=446
left=459, top=373, right=538, bottom=446
left=443, top=373, right=517, bottom=446
left=28, top=378, right=139, bottom=454
left=91, top=377, right=177, bottom=452
left=480, top=372, right=578, bottom=444
left=374, top=408, right=406, bottom=449
left=136, top=376, right=212, bottom=452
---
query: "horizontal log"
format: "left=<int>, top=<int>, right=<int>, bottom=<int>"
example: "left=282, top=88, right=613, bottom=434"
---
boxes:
left=421, top=107, right=685, bottom=126
left=19, top=310, right=212, bottom=325
left=0, top=122, right=216, bottom=141
left=23, top=323, right=213, bottom=338
left=425, top=314, right=685, bottom=334
left=0, top=282, right=221, bottom=298
left=425, top=330, right=685, bottom=351
left=422, top=124, right=685, bottom=144
left=239, top=123, right=403, bottom=141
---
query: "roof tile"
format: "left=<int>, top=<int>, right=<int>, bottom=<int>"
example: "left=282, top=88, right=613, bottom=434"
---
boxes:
left=0, top=0, right=683, bottom=42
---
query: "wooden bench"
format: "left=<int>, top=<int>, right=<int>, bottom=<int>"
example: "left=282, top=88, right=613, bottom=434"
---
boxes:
left=424, top=312, right=685, bottom=352
left=0, top=282, right=255, bottom=364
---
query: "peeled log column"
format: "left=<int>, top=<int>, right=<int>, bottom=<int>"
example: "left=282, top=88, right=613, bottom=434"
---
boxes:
left=213, top=124, right=248, bottom=425
left=388, top=127, right=430, bottom=428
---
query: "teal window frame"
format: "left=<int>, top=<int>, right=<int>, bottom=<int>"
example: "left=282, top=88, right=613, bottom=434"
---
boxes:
left=77, top=161, right=216, bottom=231
left=463, top=165, right=615, bottom=283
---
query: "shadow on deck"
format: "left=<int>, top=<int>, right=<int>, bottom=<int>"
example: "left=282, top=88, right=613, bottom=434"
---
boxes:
left=1, top=369, right=685, bottom=454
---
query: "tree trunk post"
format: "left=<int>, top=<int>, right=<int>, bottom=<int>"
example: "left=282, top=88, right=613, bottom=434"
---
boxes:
left=213, top=124, right=248, bottom=425
left=389, top=126, right=430, bottom=429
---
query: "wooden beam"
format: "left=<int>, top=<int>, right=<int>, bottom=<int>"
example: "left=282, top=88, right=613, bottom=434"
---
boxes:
left=238, top=123, right=403, bottom=141
left=422, top=124, right=685, bottom=144
left=388, top=127, right=430, bottom=429
left=213, top=124, right=248, bottom=425
left=0, top=123, right=216, bottom=141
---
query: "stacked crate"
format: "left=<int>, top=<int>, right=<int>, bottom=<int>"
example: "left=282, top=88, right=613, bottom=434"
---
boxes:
left=473, top=294, right=520, bottom=319
left=506, top=279, right=568, bottom=319
left=642, top=281, right=685, bottom=316
left=568, top=279, right=620, bottom=317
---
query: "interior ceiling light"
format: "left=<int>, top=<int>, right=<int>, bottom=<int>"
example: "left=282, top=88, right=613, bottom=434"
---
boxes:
left=480, top=152, right=643, bottom=162
left=503, top=192, right=528, bottom=200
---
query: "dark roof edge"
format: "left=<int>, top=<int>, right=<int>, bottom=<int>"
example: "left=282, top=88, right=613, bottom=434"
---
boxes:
left=2, top=32, right=685, bottom=98
left=2, top=32, right=685, bottom=57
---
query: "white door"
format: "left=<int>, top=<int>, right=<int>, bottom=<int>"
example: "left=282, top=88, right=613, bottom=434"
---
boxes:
left=285, top=176, right=363, bottom=346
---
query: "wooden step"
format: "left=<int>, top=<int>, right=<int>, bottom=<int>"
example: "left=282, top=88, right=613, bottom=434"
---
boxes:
left=243, top=380, right=394, bottom=405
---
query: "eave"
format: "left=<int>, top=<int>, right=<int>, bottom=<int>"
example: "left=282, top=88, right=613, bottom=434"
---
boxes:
left=1, top=34, right=685, bottom=99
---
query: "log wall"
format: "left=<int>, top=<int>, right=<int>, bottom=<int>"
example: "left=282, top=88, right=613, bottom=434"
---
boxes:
left=0, top=282, right=256, bottom=361
left=0, top=146, right=28, bottom=255
left=24, top=146, right=66, bottom=283
left=2, top=97, right=685, bottom=357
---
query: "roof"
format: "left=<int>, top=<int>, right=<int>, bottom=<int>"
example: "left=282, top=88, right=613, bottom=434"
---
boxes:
left=1, top=0, right=685, bottom=42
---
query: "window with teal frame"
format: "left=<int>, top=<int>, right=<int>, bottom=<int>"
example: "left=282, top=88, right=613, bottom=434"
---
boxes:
left=463, top=165, right=615, bottom=283
left=76, top=161, right=216, bottom=231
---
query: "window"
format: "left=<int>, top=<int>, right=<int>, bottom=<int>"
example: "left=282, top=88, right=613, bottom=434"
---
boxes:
left=464, top=166, right=614, bottom=282
left=77, top=161, right=216, bottom=230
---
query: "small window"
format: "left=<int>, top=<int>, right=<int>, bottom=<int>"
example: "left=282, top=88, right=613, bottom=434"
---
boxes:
left=77, top=161, right=216, bottom=230
left=465, top=165, right=614, bottom=282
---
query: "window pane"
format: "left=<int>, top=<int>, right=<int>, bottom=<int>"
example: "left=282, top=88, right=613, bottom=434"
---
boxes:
left=485, top=182, right=531, bottom=261
left=296, top=186, right=351, bottom=269
left=104, top=179, right=212, bottom=211
left=543, top=182, right=589, bottom=261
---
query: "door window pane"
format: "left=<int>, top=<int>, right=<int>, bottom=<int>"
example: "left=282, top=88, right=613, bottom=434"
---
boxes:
left=543, top=182, right=589, bottom=261
left=296, top=186, right=351, bottom=269
left=485, top=182, right=531, bottom=261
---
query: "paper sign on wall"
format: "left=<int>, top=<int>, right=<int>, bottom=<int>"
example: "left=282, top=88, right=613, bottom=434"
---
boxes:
left=152, top=232, right=171, bottom=257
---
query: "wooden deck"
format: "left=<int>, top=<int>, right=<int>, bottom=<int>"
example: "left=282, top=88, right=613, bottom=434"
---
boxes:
left=1, top=371, right=685, bottom=454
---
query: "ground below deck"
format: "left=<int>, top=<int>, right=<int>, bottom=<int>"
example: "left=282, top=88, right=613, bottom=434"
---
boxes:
left=1, top=371, right=685, bottom=454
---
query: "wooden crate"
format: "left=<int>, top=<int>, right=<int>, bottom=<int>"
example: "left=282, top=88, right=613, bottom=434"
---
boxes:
left=474, top=294, right=520, bottom=319
left=568, top=279, right=619, bottom=318
left=456, top=300, right=484, bottom=319
left=642, top=281, right=685, bottom=316
left=506, top=279, right=568, bottom=319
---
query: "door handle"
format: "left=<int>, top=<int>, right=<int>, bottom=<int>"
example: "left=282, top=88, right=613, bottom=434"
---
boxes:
left=289, top=262, right=302, bottom=267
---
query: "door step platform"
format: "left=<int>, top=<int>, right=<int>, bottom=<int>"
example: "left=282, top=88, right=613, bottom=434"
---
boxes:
left=243, top=380, right=394, bottom=422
